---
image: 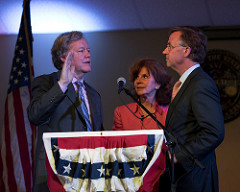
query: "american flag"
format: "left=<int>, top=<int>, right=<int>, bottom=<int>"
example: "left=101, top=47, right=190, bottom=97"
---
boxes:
left=43, top=130, right=166, bottom=192
left=0, top=0, right=36, bottom=191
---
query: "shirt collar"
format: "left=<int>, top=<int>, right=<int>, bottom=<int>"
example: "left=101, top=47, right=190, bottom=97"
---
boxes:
left=72, top=77, right=85, bottom=90
left=72, top=77, right=84, bottom=85
left=179, top=64, right=200, bottom=85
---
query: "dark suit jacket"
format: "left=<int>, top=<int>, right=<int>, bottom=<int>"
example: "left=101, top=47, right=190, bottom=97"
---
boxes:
left=27, top=71, right=103, bottom=191
left=165, top=67, right=225, bottom=192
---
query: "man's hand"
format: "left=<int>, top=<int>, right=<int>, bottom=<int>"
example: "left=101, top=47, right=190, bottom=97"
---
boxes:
left=58, top=51, right=75, bottom=92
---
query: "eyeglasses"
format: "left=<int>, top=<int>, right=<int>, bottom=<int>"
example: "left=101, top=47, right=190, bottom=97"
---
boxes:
left=166, top=42, right=187, bottom=52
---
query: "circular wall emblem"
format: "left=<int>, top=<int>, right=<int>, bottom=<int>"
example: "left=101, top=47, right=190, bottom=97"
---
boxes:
left=202, top=49, right=240, bottom=123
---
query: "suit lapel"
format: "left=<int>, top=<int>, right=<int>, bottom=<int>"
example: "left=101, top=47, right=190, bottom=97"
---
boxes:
left=166, top=67, right=202, bottom=128
left=53, top=71, right=87, bottom=127
left=85, top=82, right=97, bottom=131
left=65, top=79, right=87, bottom=126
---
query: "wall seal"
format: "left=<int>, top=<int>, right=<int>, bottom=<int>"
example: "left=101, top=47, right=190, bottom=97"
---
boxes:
left=202, top=49, right=240, bottom=123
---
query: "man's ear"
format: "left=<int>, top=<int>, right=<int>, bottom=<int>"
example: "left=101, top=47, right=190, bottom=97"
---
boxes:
left=60, top=57, right=66, bottom=63
left=155, top=84, right=161, bottom=90
left=184, top=47, right=191, bottom=57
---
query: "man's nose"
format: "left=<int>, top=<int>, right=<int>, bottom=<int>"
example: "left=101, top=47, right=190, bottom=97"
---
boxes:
left=162, top=48, right=168, bottom=55
left=84, top=49, right=90, bottom=57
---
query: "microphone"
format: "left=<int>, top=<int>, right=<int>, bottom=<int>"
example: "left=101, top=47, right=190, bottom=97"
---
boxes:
left=117, top=77, right=126, bottom=94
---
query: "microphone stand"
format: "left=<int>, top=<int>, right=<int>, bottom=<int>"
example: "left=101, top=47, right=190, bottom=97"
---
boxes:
left=121, top=87, right=204, bottom=192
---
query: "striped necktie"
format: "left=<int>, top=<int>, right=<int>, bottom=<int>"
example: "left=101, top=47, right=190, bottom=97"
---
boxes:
left=171, top=80, right=181, bottom=102
left=75, top=81, right=92, bottom=131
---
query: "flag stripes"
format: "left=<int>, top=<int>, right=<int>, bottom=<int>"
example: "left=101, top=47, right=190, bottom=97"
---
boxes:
left=0, top=0, right=35, bottom=191
left=43, top=130, right=165, bottom=192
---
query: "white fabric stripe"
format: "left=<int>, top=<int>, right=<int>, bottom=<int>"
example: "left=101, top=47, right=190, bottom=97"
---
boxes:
left=20, top=86, right=33, bottom=166
left=8, top=92, right=26, bottom=192
left=58, top=145, right=147, bottom=164
left=62, top=176, right=141, bottom=192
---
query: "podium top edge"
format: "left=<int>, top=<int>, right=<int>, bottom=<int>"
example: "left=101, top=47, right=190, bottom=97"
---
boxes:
left=42, top=130, right=164, bottom=139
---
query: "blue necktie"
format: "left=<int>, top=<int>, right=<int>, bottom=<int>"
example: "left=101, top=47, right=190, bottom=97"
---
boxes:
left=75, top=81, right=92, bottom=131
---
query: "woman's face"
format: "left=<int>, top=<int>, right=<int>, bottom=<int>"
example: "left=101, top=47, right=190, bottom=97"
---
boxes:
left=134, top=67, right=160, bottom=98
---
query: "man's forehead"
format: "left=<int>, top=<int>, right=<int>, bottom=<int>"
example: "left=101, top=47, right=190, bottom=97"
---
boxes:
left=169, top=31, right=182, bottom=43
left=69, top=38, right=89, bottom=48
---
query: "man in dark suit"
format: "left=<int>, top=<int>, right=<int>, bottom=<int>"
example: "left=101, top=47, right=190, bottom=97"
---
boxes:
left=27, top=31, right=104, bottom=192
left=162, top=26, right=225, bottom=191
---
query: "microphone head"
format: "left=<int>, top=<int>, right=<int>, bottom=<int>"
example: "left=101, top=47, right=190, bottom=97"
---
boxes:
left=117, top=77, right=126, bottom=85
left=117, top=77, right=126, bottom=94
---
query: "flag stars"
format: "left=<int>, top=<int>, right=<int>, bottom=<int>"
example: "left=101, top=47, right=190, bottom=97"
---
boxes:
left=19, top=49, right=24, bottom=55
left=52, top=145, right=59, bottom=152
left=13, top=67, right=17, bottom=71
left=130, top=164, right=140, bottom=175
left=24, top=76, right=29, bottom=81
left=97, top=165, right=105, bottom=177
left=21, top=62, right=27, bottom=68
left=17, top=70, right=23, bottom=76
left=81, top=169, right=86, bottom=177
left=14, top=79, right=19, bottom=84
left=18, top=36, right=23, bottom=42
left=63, top=163, right=71, bottom=174
left=15, top=45, right=19, bottom=50
left=16, top=58, right=20, bottom=63
left=147, top=145, right=153, bottom=154
left=118, top=169, right=122, bottom=176
left=106, top=168, right=112, bottom=176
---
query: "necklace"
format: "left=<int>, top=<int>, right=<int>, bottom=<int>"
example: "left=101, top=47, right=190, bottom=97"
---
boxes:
left=140, top=112, right=156, bottom=120
left=140, top=104, right=155, bottom=117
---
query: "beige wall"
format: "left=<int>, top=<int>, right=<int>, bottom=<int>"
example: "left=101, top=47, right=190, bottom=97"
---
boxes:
left=0, top=29, right=239, bottom=191
left=217, top=118, right=240, bottom=192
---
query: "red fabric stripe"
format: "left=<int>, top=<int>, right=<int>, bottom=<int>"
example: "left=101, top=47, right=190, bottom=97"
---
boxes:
left=4, top=97, right=18, bottom=191
left=0, top=152, right=5, bottom=192
left=30, top=121, right=36, bottom=181
left=57, top=135, right=148, bottom=149
left=139, top=143, right=167, bottom=192
left=13, top=89, right=31, bottom=192
left=45, top=153, right=66, bottom=192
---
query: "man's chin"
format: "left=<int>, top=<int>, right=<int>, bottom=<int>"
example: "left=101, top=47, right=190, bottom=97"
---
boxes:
left=74, top=68, right=91, bottom=75
left=84, top=68, right=91, bottom=73
left=80, top=68, right=91, bottom=73
left=166, top=62, right=171, bottom=68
